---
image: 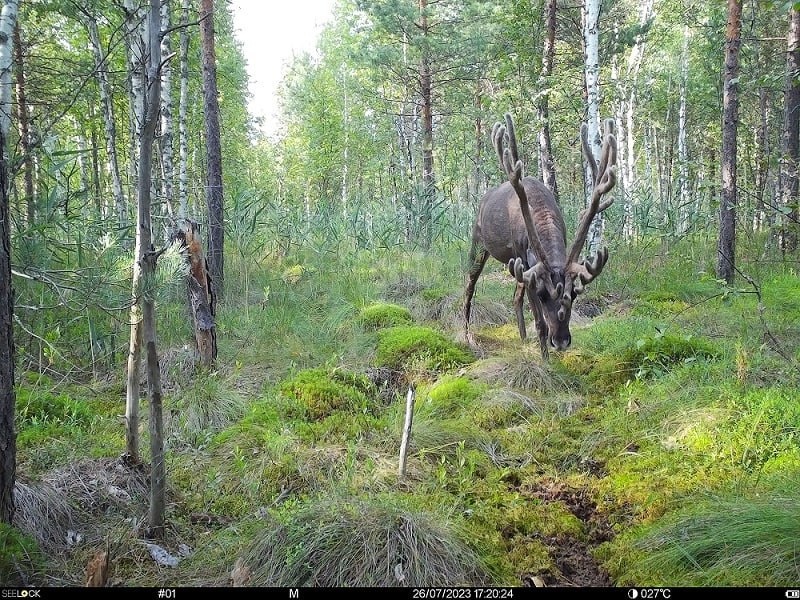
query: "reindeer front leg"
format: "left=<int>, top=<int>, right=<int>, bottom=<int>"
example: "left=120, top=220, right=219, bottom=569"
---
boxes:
left=513, top=281, right=527, bottom=341
left=529, top=291, right=549, bottom=360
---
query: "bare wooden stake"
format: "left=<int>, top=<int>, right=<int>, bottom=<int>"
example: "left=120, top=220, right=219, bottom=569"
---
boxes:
left=398, top=386, right=415, bottom=478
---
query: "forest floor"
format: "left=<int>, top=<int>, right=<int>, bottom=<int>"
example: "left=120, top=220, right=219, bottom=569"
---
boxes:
left=6, top=243, right=800, bottom=587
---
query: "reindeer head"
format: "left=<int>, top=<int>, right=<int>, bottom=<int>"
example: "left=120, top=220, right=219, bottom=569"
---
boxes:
left=493, top=113, right=617, bottom=356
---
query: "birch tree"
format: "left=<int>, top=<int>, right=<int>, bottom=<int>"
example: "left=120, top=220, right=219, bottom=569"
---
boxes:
left=126, top=0, right=167, bottom=536
left=85, top=11, right=127, bottom=228
left=677, top=23, right=689, bottom=234
left=419, top=0, right=435, bottom=248
left=178, top=0, right=189, bottom=219
left=583, top=0, right=604, bottom=254
left=613, top=0, right=655, bottom=239
left=716, top=0, right=741, bottom=284
left=0, top=0, right=19, bottom=526
left=780, top=5, right=799, bottom=252
left=538, top=0, right=558, bottom=203
left=160, top=0, right=175, bottom=222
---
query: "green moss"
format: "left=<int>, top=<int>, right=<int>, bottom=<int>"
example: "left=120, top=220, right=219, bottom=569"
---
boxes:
left=417, top=375, right=486, bottom=419
left=279, top=367, right=376, bottom=420
left=376, top=326, right=475, bottom=372
left=358, top=302, right=413, bottom=330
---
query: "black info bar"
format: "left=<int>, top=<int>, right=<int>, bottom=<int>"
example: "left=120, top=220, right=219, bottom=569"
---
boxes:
left=1, top=588, right=797, bottom=599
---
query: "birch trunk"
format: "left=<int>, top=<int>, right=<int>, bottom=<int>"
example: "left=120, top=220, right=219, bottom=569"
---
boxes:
left=754, top=88, right=770, bottom=231
left=0, top=0, right=19, bottom=527
left=419, top=0, right=434, bottom=249
left=716, top=0, right=741, bottom=284
left=87, top=15, right=126, bottom=228
left=178, top=0, right=189, bottom=220
left=583, top=0, right=603, bottom=254
left=538, top=0, right=558, bottom=204
left=128, top=0, right=166, bottom=536
left=677, top=24, right=689, bottom=234
left=780, top=6, right=800, bottom=252
left=124, top=0, right=149, bottom=462
left=125, top=0, right=147, bottom=199
left=160, top=0, right=175, bottom=222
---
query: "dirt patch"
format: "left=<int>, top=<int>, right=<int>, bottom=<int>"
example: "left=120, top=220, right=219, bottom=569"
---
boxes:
left=365, top=366, right=408, bottom=404
left=519, top=478, right=614, bottom=587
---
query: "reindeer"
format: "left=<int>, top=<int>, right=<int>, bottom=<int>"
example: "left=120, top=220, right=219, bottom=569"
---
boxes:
left=463, top=113, right=617, bottom=359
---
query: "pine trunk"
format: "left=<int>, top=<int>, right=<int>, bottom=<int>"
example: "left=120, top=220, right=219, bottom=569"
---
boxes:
left=200, top=0, right=224, bottom=294
left=13, top=24, right=33, bottom=226
left=717, top=0, right=741, bottom=284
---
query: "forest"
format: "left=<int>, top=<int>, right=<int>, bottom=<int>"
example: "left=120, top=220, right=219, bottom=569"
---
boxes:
left=0, top=0, right=799, bottom=588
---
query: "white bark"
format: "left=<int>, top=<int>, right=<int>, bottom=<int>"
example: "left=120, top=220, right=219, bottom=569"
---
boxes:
left=677, top=24, right=690, bottom=234
left=583, top=0, right=603, bottom=254
left=125, top=0, right=148, bottom=192
left=124, top=0, right=149, bottom=462
left=160, top=0, right=175, bottom=222
left=0, top=0, right=19, bottom=141
left=178, top=0, right=189, bottom=220
left=87, top=16, right=127, bottom=227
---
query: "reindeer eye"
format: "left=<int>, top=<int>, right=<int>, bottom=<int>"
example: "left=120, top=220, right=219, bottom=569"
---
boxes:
left=557, top=307, right=566, bottom=321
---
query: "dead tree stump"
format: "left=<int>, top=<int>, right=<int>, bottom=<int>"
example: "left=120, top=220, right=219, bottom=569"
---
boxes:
left=173, top=219, right=217, bottom=367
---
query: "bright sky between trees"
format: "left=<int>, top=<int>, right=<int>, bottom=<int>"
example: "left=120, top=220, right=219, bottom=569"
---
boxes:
left=229, top=0, right=336, bottom=138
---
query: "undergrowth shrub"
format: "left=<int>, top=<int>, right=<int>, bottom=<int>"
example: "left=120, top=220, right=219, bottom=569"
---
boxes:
left=623, top=330, right=719, bottom=380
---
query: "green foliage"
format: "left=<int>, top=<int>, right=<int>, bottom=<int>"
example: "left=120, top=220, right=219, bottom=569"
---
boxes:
left=0, top=524, right=41, bottom=585
left=375, top=326, right=475, bottom=372
left=358, top=302, right=413, bottom=330
left=624, top=330, right=719, bottom=381
left=279, top=367, right=376, bottom=420
left=16, top=387, right=94, bottom=430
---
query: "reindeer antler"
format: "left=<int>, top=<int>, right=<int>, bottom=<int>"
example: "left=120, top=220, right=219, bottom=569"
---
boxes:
left=493, top=113, right=551, bottom=272
left=567, top=118, right=617, bottom=267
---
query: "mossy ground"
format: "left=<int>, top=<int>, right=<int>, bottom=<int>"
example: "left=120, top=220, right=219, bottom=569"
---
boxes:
left=11, top=237, right=800, bottom=586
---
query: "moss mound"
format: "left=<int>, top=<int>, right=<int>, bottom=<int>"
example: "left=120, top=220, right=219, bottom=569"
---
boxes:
left=359, top=302, right=413, bottom=330
left=376, top=326, right=475, bottom=372
left=279, top=367, right=376, bottom=419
